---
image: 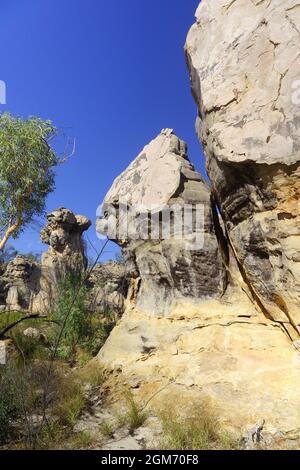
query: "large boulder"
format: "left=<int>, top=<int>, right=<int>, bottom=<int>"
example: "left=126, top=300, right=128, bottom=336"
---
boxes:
left=185, top=0, right=300, bottom=340
left=97, top=129, right=226, bottom=314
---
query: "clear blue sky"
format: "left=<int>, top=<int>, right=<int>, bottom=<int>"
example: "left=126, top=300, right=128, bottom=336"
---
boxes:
left=0, top=0, right=204, bottom=261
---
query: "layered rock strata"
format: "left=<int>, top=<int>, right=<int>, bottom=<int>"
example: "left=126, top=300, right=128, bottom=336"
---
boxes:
left=185, top=0, right=300, bottom=339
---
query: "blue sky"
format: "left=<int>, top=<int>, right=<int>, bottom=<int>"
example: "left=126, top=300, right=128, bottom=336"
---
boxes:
left=0, top=0, right=204, bottom=261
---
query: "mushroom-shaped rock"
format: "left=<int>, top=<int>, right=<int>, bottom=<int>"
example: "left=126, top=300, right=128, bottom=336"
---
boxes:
left=32, top=208, right=91, bottom=312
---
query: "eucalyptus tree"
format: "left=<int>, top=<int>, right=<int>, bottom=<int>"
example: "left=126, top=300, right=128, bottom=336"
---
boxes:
left=0, top=113, right=60, bottom=250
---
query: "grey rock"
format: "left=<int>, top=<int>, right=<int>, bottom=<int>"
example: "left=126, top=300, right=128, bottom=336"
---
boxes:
left=1, top=256, right=40, bottom=311
left=97, top=129, right=226, bottom=314
left=88, top=262, right=129, bottom=315
left=33, top=208, right=91, bottom=312
left=102, top=436, right=142, bottom=451
left=23, top=327, right=42, bottom=339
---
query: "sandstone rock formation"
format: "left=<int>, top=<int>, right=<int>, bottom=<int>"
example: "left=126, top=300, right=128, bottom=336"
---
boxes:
left=97, top=2, right=300, bottom=447
left=97, top=128, right=226, bottom=314
left=40, top=207, right=91, bottom=276
left=185, top=0, right=300, bottom=340
left=1, top=256, right=40, bottom=311
left=32, top=208, right=91, bottom=312
left=88, top=262, right=129, bottom=315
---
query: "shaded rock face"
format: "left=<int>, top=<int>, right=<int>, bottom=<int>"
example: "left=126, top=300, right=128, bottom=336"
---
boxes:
left=97, top=129, right=226, bottom=314
left=1, top=256, right=40, bottom=311
left=185, top=0, right=300, bottom=338
left=87, top=262, right=129, bottom=315
left=32, top=208, right=91, bottom=312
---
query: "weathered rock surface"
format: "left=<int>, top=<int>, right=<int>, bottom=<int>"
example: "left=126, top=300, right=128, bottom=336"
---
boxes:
left=88, top=262, right=129, bottom=315
left=0, top=209, right=129, bottom=316
left=99, top=295, right=300, bottom=448
left=185, top=0, right=300, bottom=339
left=40, top=207, right=91, bottom=276
left=1, top=256, right=40, bottom=311
left=97, top=2, right=300, bottom=447
left=32, top=208, right=91, bottom=312
left=97, top=129, right=226, bottom=314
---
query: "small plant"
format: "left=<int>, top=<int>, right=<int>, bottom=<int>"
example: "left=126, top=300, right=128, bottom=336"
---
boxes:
left=124, top=391, right=147, bottom=434
left=77, top=362, right=105, bottom=389
left=11, top=329, right=47, bottom=362
left=100, top=421, right=114, bottom=438
left=0, top=366, right=23, bottom=443
left=72, top=430, right=94, bottom=449
left=116, top=411, right=128, bottom=427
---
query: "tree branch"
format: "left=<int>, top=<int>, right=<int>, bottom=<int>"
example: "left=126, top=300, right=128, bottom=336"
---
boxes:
left=0, top=313, right=55, bottom=339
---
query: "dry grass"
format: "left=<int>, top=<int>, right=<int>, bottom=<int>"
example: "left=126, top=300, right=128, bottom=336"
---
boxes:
left=124, top=391, right=148, bottom=434
left=158, top=399, right=238, bottom=450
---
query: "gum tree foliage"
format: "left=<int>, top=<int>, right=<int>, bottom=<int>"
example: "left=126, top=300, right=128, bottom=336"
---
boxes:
left=0, top=245, right=18, bottom=264
left=0, top=113, right=59, bottom=251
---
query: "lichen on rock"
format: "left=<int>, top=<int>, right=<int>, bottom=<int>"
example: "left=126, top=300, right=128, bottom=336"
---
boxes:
left=97, top=128, right=226, bottom=314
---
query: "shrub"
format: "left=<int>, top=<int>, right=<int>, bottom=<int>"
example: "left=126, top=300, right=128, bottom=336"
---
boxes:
left=0, top=366, right=23, bottom=443
left=11, top=329, right=47, bottom=362
left=53, top=272, right=90, bottom=361
left=47, top=367, right=85, bottom=428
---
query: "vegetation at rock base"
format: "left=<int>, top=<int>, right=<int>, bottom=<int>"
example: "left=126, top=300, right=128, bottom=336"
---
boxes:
left=124, top=391, right=148, bottom=434
left=0, top=268, right=116, bottom=449
left=51, top=272, right=116, bottom=364
left=158, top=401, right=238, bottom=450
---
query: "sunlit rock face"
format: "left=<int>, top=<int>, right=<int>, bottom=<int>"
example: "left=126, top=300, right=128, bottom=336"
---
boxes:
left=97, top=129, right=226, bottom=314
left=97, top=2, right=300, bottom=447
left=185, top=0, right=300, bottom=339
left=40, top=207, right=91, bottom=277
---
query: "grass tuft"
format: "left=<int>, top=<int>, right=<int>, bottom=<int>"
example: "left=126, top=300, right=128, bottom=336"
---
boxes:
left=159, top=399, right=237, bottom=450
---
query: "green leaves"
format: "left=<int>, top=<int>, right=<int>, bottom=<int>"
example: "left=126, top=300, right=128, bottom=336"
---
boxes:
left=0, top=112, right=59, bottom=246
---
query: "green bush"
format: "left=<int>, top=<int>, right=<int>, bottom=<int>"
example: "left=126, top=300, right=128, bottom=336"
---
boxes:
left=11, top=329, right=47, bottom=362
left=53, top=272, right=90, bottom=360
left=0, top=366, right=22, bottom=443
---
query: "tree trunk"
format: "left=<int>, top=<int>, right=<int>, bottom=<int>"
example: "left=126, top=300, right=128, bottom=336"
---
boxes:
left=0, top=220, right=21, bottom=251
